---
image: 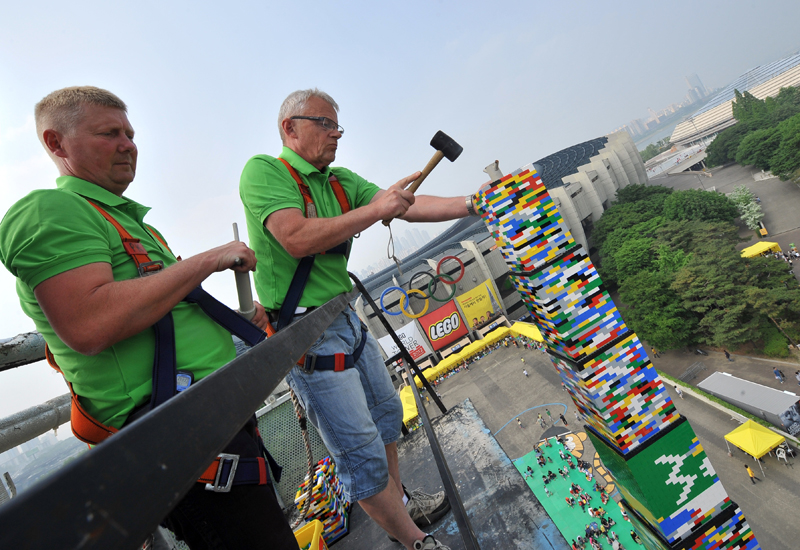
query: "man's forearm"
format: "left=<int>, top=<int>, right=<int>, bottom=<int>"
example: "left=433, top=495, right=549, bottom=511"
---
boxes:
left=267, top=206, right=383, bottom=258
left=35, top=241, right=255, bottom=355
left=399, top=195, right=470, bottom=223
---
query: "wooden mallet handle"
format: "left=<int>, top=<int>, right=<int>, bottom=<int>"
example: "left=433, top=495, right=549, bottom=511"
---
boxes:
left=383, top=150, right=444, bottom=226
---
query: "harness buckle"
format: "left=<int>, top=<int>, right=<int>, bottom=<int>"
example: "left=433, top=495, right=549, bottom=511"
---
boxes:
left=205, top=453, right=239, bottom=492
left=300, top=354, right=316, bottom=375
left=138, top=260, right=164, bottom=277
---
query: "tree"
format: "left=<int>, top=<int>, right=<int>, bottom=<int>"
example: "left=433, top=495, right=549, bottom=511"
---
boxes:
left=662, top=190, right=738, bottom=223
left=613, top=183, right=672, bottom=206
left=728, top=184, right=755, bottom=209
left=735, top=127, right=781, bottom=170
left=705, top=122, right=755, bottom=167
left=618, top=271, right=697, bottom=350
left=731, top=90, right=769, bottom=125
left=614, top=238, right=656, bottom=282
left=769, top=112, right=800, bottom=180
left=739, top=201, right=764, bottom=231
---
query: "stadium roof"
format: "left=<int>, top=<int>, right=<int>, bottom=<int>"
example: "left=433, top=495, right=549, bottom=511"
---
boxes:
left=671, top=51, right=800, bottom=145
left=693, top=52, right=800, bottom=117
left=533, top=137, right=609, bottom=189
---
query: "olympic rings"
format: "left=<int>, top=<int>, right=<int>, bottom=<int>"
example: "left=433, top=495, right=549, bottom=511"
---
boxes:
left=380, top=286, right=430, bottom=318
left=401, top=289, right=429, bottom=318
left=409, top=271, right=438, bottom=299
left=428, top=273, right=457, bottom=302
left=380, top=286, right=408, bottom=316
left=379, top=255, right=464, bottom=317
left=436, top=255, right=464, bottom=284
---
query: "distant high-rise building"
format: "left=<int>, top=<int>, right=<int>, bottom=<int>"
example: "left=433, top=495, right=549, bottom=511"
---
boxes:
left=685, top=73, right=706, bottom=94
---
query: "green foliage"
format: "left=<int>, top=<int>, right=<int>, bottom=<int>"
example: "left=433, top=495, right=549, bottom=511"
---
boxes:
left=706, top=87, right=800, bottom=178
left=597, top=217, right=666, bottom=285
left=619, top=271, right=697, bottom=350
left=706, top=122, right=755, bottom=167
left=662, top=190, right=738, bottom=223
left=593, top=183, right=800, bottom=352
left=613, top=183, right=673, bottom=205
left=731, top=90, right=769, bottom=124
left=735, top=127, right=781, bottom=170
left=761, top=324, right=790, bottom=357
left=769, top=112, right=800, bottom=179
left=654, top=244, right=689, bottom=273
left=640, top=138, right=672, bottom=163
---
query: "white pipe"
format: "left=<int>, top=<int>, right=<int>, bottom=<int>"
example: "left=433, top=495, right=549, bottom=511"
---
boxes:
left=232, top=223, right=255, bottom=320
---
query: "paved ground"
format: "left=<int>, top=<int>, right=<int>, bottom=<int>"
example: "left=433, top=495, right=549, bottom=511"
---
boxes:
left=424, top=344, right=800, bottom=550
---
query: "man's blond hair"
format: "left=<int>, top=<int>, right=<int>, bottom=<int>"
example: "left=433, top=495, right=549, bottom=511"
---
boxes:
left=34, top=86, right=127, bottom=146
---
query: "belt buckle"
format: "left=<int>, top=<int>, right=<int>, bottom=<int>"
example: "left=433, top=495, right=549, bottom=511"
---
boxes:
left=299, top=354, right=316, bottom=375
left=205, top=453, right=239, bottom=492
left=138, top=260, right=164, bottom=277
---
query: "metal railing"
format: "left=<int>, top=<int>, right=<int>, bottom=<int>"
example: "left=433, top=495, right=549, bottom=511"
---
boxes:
left=0, top=293, right=348, bottom=549
left=0, top=283, right=482, bottom=549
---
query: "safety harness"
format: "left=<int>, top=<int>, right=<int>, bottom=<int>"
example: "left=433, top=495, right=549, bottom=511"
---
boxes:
left=46, top=200, right=278, bottom=492
left=273, top=158, right=367, bottom=373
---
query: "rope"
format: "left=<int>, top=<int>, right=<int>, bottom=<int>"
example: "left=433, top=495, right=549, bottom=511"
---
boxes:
left=290, top=389, right=315, bottom=528
left=386, top=223, right=404, bottom=275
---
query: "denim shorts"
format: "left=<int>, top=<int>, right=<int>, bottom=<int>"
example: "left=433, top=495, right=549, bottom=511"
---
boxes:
left=286, top=308, right=403, bottom=502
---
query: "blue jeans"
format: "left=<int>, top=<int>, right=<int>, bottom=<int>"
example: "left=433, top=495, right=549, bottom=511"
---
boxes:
left=286, top=309, right=403, bottom=502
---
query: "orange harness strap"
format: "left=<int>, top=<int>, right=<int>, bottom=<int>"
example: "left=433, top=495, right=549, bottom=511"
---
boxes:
left=45, top=345, right=119, bottom=444
left=47, top=201, right=172, bottom=445
left=277, top=158, right=351, bottom=217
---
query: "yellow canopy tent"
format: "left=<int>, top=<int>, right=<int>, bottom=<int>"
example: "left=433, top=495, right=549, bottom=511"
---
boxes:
left=400, top=385, right=418, bottom=425
left=510, top=322, right=544, bottom=341
left=724, top=420, right=785, bottom=476
left=741, top=241, right=781, bottom=258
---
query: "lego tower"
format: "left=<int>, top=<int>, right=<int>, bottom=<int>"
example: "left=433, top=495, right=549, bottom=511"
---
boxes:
left=473, top=165, right=759, bottom=550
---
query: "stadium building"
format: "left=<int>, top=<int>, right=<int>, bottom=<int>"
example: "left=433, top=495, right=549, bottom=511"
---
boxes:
left=671, top=51, right=800, bottom=146
left=356, top=131, right=646, bottom=377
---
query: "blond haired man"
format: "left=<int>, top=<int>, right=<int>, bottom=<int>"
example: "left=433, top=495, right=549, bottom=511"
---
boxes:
left=0, top=86, right=297, bottom=549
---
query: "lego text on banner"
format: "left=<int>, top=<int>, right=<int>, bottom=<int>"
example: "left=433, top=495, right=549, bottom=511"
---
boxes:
left=418, top=301, right=469, bottom=351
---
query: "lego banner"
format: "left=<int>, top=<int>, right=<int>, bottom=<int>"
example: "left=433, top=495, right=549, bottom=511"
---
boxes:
left=456, top=279, right=501, bottom=329
left=376, top=320, right=427, bottom=360
left=419, top=301, right=468, bottom=351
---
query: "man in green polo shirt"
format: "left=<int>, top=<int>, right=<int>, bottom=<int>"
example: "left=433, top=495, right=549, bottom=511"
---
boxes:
left=240, top=88, right=478, bottom=550
left=0, top=86, right=298, bottom=550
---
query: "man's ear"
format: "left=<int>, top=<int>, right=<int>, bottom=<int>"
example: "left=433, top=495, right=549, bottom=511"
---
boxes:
left=43, top=129, right=67, bottom=158
left=281, top=118, right=296, bottom=139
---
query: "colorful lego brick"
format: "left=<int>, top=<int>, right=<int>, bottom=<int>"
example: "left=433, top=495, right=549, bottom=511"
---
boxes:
left=688, top=505, right=759, bottom=550
left=474, top=162, right=757, bottom=548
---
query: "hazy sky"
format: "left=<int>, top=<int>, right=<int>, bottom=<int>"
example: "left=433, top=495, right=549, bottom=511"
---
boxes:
left=2, top=0, right=800, bottom=420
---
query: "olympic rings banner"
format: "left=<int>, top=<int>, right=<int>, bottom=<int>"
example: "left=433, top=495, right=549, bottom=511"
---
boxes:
left=456, top=279, right=501, bottom=330
left=418, top=301, right=468, bottom=351
left=376, top=321, right=427, bottom=361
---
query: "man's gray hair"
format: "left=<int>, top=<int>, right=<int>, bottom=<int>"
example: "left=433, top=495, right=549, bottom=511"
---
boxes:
left=34, top=86, right=127, bottom=147
left=278, top=88, right=339, bottom=143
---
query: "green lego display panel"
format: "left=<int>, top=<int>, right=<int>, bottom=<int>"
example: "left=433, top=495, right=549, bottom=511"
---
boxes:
left=588, top=418, right=731, bottom=545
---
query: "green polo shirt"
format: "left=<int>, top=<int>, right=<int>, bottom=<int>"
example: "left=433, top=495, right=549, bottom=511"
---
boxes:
left=240, top=147, right=380, bottom=310
left=0, top=176, right=235, bottom=429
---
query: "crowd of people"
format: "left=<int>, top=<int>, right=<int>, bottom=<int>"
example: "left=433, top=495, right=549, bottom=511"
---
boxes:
left=524, top=437, right=633, bottom=549
left=769, top=246, right=799, bottom=273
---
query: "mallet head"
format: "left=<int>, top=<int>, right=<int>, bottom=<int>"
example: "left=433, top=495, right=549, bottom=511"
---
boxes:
left=431, top=130, right=463, bottom=162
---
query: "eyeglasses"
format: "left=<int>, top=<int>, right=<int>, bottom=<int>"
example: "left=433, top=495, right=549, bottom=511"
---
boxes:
left=290, top=116, right=344, bottom=134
